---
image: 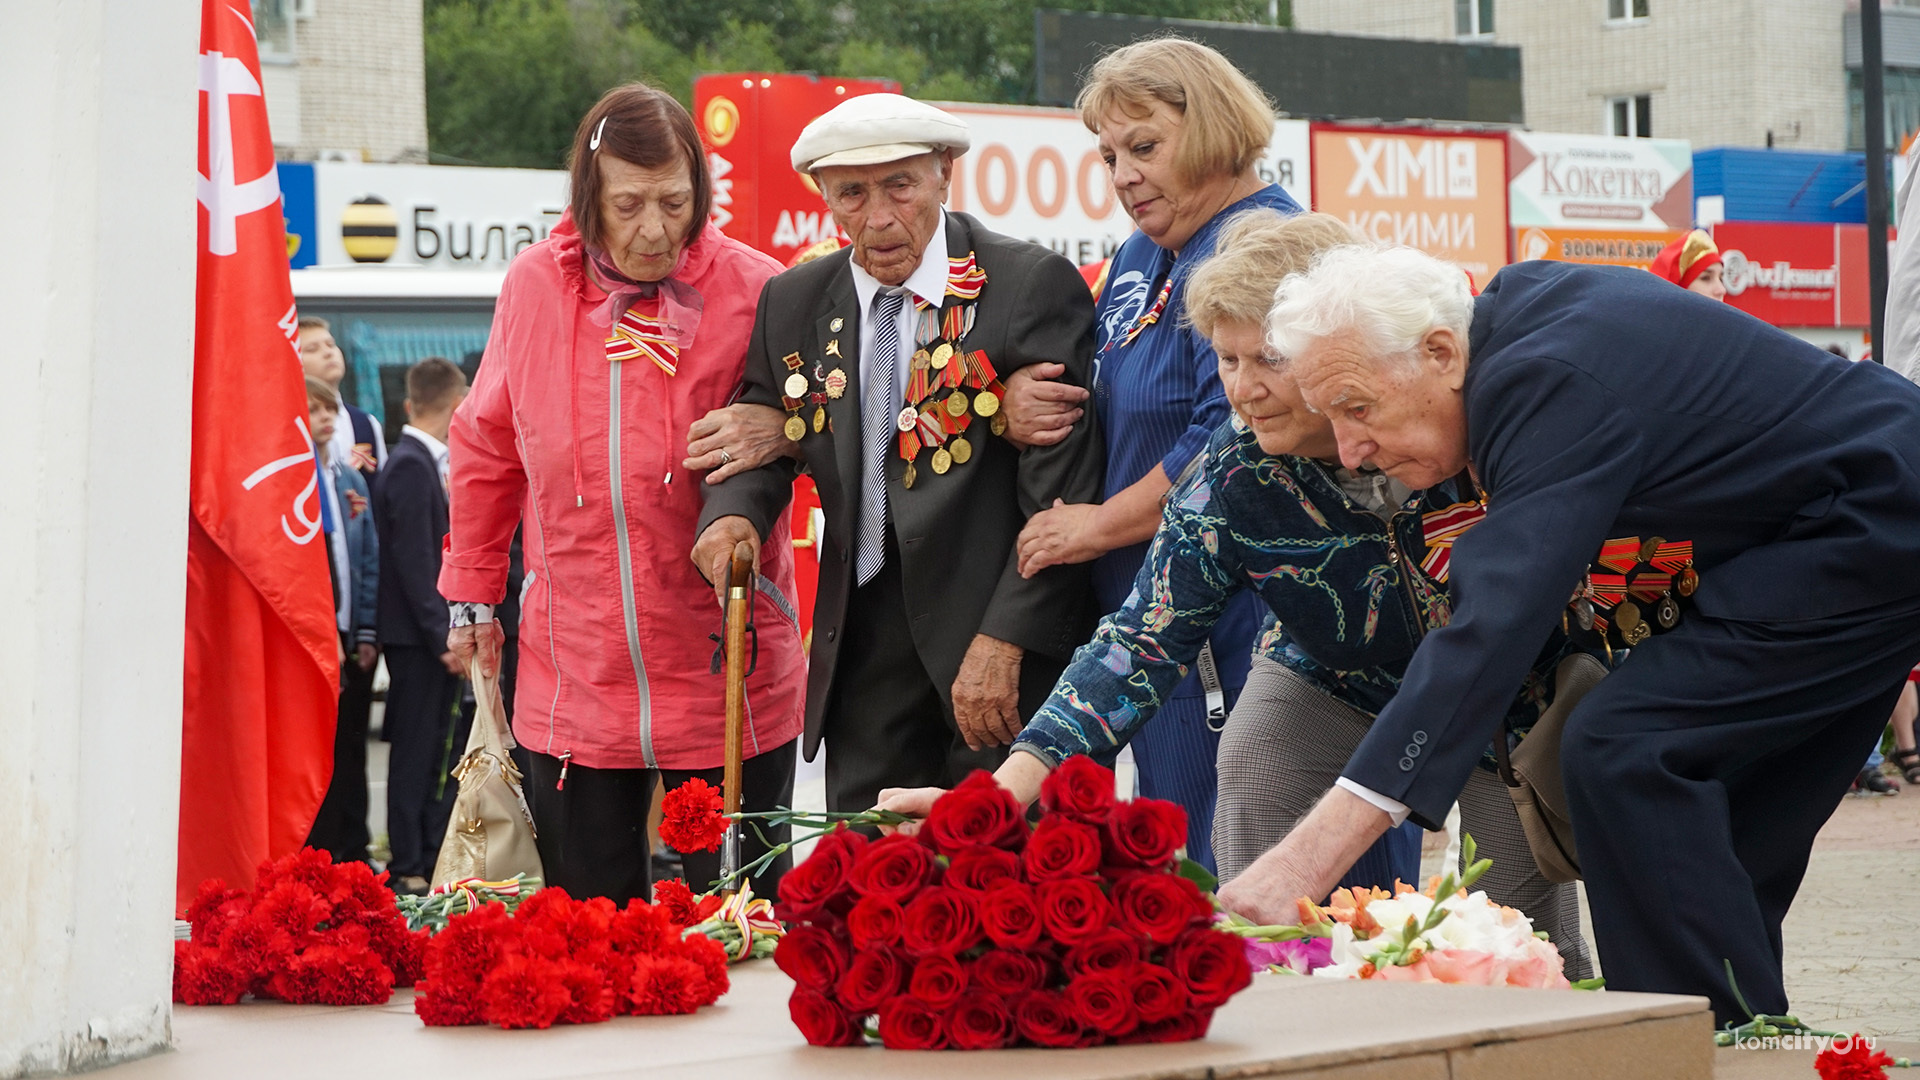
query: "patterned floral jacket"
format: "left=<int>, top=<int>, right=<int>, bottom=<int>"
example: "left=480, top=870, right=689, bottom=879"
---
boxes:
left=1014, top=420, right=1571, bottom=766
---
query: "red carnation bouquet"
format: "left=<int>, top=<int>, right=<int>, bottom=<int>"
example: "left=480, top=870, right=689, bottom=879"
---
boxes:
left=413, top=886, right=730, bottom=1029
left=174, top=847, right=428, bottom=1006
left=772, top=758, right=1252, bottom=1049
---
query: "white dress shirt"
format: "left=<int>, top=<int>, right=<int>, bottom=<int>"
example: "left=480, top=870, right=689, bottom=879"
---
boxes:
left=848, top=211, right=950, bottom=412
left=401, top=424, right=451, bottom=491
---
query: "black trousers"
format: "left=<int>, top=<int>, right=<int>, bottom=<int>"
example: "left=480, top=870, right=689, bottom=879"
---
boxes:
left=306, top=640, right=375, bottom=863
left=822, top=527, right=1063, bottom=815
left=1564, top=596, right=1920, bottom=1024
left=525, top=738, right=799, bottom=906
left=383, top=644, right=467, bottom=878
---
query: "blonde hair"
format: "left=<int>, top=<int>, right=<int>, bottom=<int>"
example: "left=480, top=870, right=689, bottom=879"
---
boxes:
left=1186, top=211, right=1361, bottom=340
left=1077, top=37, right=1276, bottom=186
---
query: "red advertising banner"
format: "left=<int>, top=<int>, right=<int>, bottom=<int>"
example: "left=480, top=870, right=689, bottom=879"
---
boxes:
left=1714, top=222, right=1897, bottom=328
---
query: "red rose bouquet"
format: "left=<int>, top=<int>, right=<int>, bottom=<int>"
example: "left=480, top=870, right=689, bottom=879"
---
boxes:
left=774, top=758, right=1250, bottom=1049
left=413, top=886, right=729, bottom=1028
left=173, top=847, right=428, bottom=1006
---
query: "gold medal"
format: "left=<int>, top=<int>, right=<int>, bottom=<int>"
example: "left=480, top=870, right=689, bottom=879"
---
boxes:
left=784, top=415, right=806, bottom=441
left=950, top=436, right=971, bottom=464
left=1623, top=621, right=1651, bottom=646
left=990, top=413, right=1008, bottom=437
left=784, top=372, right=809, bottom=398
left=1639, top=535, right=1666, bottom=564
left=911, top=349, right=930, bottom=371
left=824, top=368, right=847, bottom=399
left=945, top=391, right=969, bottom=418
left=1677, top=565, right=1698, bottom=596
left=902, top=461, right=917, bottom=489
left=930, top=342, right=953, bottom=369
left=813, top=406, right=826, bottom=434
left=1614, top=600, right=1643, bottom=635
left=931, top=447, right=952, bottom=475
left=974, top=389, right=1000, bottom=417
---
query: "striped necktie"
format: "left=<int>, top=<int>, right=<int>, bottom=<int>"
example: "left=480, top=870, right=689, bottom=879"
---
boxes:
left=857, top=288, right=907, bottom=587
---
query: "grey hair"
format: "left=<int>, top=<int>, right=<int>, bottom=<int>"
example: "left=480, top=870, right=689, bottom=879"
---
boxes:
left=1266, top=244, right=1474, bottom=377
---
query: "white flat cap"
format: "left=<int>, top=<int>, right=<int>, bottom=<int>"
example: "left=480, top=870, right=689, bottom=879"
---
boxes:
left=790, top=93, right=972, bottom=172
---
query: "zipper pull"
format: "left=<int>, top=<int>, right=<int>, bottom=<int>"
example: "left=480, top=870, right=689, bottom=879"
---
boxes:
left=664, top=470, right=673, bottom=485
left=556, top=750, right=572, bottom=791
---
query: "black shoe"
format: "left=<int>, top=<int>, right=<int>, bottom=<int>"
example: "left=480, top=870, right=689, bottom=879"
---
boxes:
left=391, top=874, right=432, bottom=896
left=1856, top=767, right=1899, bottom=795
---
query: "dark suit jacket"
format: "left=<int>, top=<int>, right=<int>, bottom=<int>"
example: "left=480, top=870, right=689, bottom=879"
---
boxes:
left=1343, top=261, right=1920, bottom=828
left=699, top=213, right=1105, bottom=756
left=374, top=434, right=452, bottom=650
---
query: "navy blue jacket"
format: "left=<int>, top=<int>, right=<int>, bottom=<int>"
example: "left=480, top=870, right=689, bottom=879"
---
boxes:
left=374, top=435, right=451, bottom=650
left=1346, top=261, right=1920, bottom=829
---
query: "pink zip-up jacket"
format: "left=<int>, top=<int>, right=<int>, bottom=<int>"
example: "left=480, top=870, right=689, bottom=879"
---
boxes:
left=439, top=215, right=805, bottom=770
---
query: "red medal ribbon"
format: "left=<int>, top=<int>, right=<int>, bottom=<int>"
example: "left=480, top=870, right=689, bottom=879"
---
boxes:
left=1647, top=540, right=1693, bottom=575
left=1594, top=538, right=1640, bottom=573
left=1117, top=279, right=1173, bottom=349
left=1415, top=499, right=1487, bottom=585
left=898, top=431, right=921, bottom=461
left=1586, top=572, right=1628, bottom=611
left=1627, top=571, right=1672, bottom=601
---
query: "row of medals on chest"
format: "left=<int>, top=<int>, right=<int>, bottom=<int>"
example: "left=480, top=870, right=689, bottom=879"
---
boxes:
left=780, top=328, right=1007, bottom=489
left=1566, top=534, right=1698, bottom=646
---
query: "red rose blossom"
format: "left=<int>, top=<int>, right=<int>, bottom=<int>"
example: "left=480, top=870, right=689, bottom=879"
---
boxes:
left=835, top=946, right=907, bottom=1013
left=943, top=847, right=1022, bottom=893
left=1038, top=877, right=1116, bottom=945
left=658, top=778, right=729, bottom=853
left=923, top=771, right=1027, bottom=855
left=877, top=996, right=949, bottom=1050
left=1062, top=927, right=1143, bottom=978
left=901, top=886, right=985, bottom=956
left=1114, top=873, right=1212, bottom=944
left=1104, top=797, right=1187, bottom=868
left=948, top=991, right=1016, bottom=1050
left=1066, top=971, right=1140, bottom=1037
left=1128, top=962, right=1191, bottom=1023
left=1121, top=1009, right=1214, bottom=1044
left=971, top=949, right=1050, bottom=995
left=1039, top=755, right=1117, bottom=823
left=1012, top=989, right=1095, bottom=1048
left=980, top=882, right=1044, bottom=950
left=849, top=833, right=939, bottom=901
left=790, top=987, right=866, bottom=1047
left=907, top=953, right=969, bottom=1009
left=1022, top=815, right=1103, bottom=881
left=774, top=924, right=848, bottom=991
left=846, top=894, right=905, bottom=950
left=1168, top=928, right=1252, bottom=1008
left=779, top=825, right=868, bottom=921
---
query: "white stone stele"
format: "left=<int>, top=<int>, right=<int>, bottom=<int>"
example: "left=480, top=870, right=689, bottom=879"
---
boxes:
left=93, top=965, right=1714, bottom=1080
left=0, top=0, right=199, bottom=1076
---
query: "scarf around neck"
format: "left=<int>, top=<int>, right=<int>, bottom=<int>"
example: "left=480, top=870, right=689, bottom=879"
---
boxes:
left=584, top=242, right=704, bottom=353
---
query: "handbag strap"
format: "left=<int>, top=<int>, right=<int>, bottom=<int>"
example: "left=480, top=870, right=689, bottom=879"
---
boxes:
left=465, top=654, right=515, bottom=756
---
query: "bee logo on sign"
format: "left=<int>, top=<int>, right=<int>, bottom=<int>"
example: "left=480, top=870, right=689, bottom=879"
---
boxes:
left=341, top=196, right=398, bottom=263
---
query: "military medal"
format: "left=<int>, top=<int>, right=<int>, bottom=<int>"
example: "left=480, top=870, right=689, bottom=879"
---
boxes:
left=931, top=447, right=952, bottom=475
left=1678, top=566, right=1698, bottom=596
left=830, top=317, right=844, bottom=332
left=1654, top=594, right=1680, bottom=629
left=888, top=253, right=989, bottom=487
left=824, top=368, right=847, bottom=398
left=1638, top=535, right=1666, bottom=564
left=990, top=413, right=1008, bottom=436
left=813, top=406, right=826, bottom=433
left=784, top=372, right=809, bottom=398
left=784, top=415, right=806, bottom=441
left=912, top=348, right=931, bottom=371
left=1574, top=597, right=1596, bottom=631
left=950, top=436, right=971, bottom=464
left=826, top=339, right=842, bottom=358
left=945, top=391, right=969, bottom=418
left=903, top=461, right=917, bottom=489
left=930, top=342, right=953, bottom=370
left=974, top=389, right=1000, bottom=417
left=897, top=406, right=917, bottom=433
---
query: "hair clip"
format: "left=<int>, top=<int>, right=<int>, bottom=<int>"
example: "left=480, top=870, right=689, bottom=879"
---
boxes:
left=590, top=116, right=607, bottom=151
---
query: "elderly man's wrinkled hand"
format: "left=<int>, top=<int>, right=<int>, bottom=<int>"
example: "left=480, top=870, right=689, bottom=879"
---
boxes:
left=952, top=634, right=1024, bottom=751
left=1000, top=363, right=1087, bottom=449
left=691, top=516, right=761, bottom=601
left=683, top=403, right=796, bottom=485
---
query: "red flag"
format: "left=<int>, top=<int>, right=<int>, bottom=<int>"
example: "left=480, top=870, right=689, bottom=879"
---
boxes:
left=179, top=0, right=339, bottom=912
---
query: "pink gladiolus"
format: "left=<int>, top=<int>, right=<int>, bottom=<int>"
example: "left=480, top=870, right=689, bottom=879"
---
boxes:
left=1422, top=949, right=1503, bottom=986
left=1244, top=936, right=1333, bottom=975
left=1372, top=958, right=1440, bottom=982
left=1502, top=943, right=1570, bottom=990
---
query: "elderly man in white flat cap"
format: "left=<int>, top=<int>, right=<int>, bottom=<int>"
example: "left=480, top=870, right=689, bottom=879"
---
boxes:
left=693, top=93, right=1104, bottom=813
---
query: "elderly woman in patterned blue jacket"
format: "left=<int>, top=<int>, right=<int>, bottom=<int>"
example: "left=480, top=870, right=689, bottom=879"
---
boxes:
left=881, top=210, right=1596, bottom=980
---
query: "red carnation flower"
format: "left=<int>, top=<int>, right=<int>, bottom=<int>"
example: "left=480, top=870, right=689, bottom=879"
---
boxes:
left=183, top=880, right=248, bottom=946
left=790, top=987, right=866, bottom=1047
left=659, top=778, right=729, bottom=853
left=414, top=976, right=486, bottom=1026
left=609, top=899, right=678, bottom=954
left=846, top=894, right=905, bottom=950
left=922, top=771, right=1027, bottom=855
left=948, top=990, right=1016, bottom=1050
left=511, top=886, right=574, bottom=925
left=423, top=901, right=519, bottom=985
left=943, top=847, right=1022, bottom=894
left=780, top=825, right=868, bottom=922
left=1062, top=927, right=1143, bottom=978
left=172, top=941, right=248, bottom=1005
left=481, top=954, right=572, bottom=1029
left=1104, top=797, right=1187, bottom=869
left=835, top=946, right=908, bottom=1014
left=555, top=960, right=617, bottom=1025
left=901, top=887, right=985, bottom=957
left=674, top=933, right=731, bottom=1005
left=1067, top=971, right=1140, bottom=1037
left=1114, top=873, right=1212, bottom=945
left=1128, top=962, right=1191, bottom=1023
left=1038, top=877, right=1116, bottom=945
left=1023, top=815, right=1103, bottom=881
left=1039, top=755, right=1117, bottom=823
left=980, top=882, right=1044, bottom=950
left=775, top=924, right=850, bottom=992
left=273, top=942, right=395, bottom=1006
left=1012, top=989, right=1096, bottom=1048
left=908, top=953, right=970, bottom=1009
left=1167, top=928, right=1252, bottom=1008
left=877, top=996, right=949, bottom=1050
left=628, top=953, right=712, bottom=1016
left=971, top=949, right=1050, bottom=995
left=652, top=879, right=702, bottom=927
left=849, top=834, right=938, bottom=902
left=1815, top=1036, right=1897, bottom=1080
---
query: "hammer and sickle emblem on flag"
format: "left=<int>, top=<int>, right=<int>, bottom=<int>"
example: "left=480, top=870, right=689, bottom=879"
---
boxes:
left=242, top=416, right=325, bottom=545
left=198, top=34, right=281, bottom=256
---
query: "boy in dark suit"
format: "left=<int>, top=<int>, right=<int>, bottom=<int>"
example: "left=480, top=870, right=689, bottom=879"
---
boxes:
left=373, top=357, right=469, bottom=894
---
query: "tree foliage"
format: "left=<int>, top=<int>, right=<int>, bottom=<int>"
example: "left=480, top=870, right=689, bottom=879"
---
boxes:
left=426, top=0, right=1279, bottom=168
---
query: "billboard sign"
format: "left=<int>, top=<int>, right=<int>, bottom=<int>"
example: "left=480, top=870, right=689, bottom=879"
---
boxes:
left=1310, top=125, right=1508, bottom=289
left=1714, top=221, right=1895, bottom=328
left=302, top=161, right=566, bottom=270
left=1507, top=132, right=1692, bottom=231
left=1512, top=226, right=1683, bottom=269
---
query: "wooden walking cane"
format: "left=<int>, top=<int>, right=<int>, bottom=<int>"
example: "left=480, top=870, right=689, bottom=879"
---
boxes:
left=718, top=541, right=754, bottom=895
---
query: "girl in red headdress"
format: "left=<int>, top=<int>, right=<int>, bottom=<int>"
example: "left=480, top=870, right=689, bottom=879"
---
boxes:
left=1649, top=228, right=1727, bottom=300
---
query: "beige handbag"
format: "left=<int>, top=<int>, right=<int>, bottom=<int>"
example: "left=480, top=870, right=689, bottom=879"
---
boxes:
left=431, top=656, right=545, bottom=887
left=1493, top=651, right=1608, bottom=885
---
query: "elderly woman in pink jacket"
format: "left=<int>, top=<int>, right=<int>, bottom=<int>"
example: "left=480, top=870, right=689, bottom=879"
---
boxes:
left=441, top=85, right=805, bottom=905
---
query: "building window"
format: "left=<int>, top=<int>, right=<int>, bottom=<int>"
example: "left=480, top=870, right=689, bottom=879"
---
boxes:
left=1456, top=0, right=1494, bottom=36
left=1607, top=0, right=1649, bottom=20
left=251, top=0, right=296, bottom=59
left=1608, top=94, right=1652, bottom=137
left=1848, top=67, right=1920, bottom=151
